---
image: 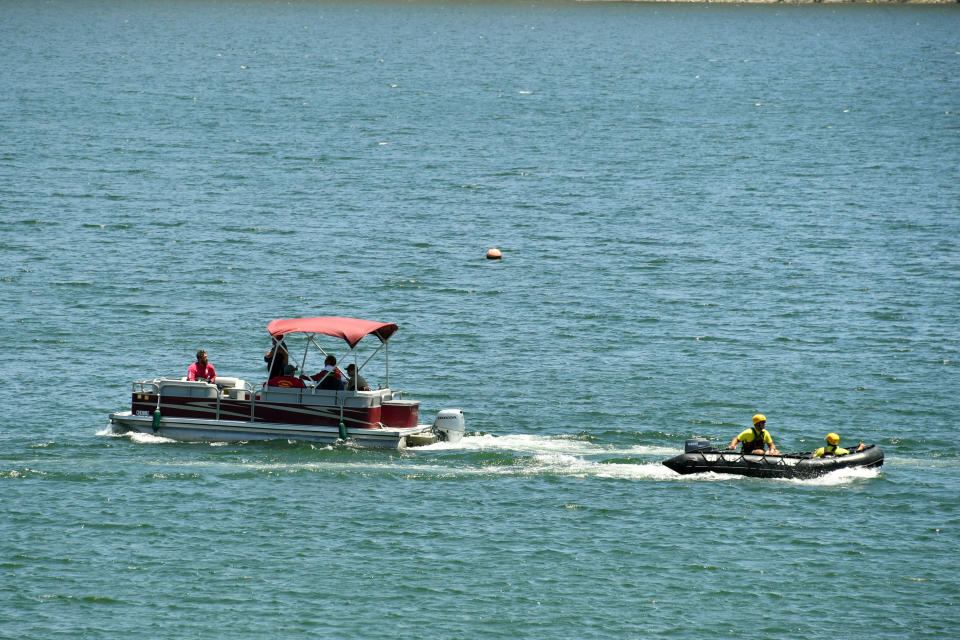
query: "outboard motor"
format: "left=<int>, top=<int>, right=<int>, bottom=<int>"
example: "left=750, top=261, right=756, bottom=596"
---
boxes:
left=433, top=409, right=465, bottom=443
left=685, top=438, right=713, bottom=453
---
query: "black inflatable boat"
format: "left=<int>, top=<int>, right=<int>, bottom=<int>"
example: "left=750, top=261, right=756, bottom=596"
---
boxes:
left=662, top=438, right=884, bottom=479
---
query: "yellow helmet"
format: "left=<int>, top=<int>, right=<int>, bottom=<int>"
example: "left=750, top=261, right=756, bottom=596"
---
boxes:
left=752, top=414, right=767, bottom=425
left=826, top=433, right=840, bottom=445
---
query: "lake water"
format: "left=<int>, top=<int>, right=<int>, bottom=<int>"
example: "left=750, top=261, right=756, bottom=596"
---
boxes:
left=1, top=1, right=959, bottom=638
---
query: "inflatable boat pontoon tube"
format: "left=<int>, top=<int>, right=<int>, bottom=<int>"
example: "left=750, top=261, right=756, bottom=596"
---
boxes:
left=662, top=439, right=883, bottom=479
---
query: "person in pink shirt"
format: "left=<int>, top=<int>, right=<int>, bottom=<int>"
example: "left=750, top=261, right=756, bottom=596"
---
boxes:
left=187, top=349, right=216, bottom=383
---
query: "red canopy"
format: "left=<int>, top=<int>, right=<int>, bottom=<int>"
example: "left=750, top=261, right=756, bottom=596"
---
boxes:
left=266, top=317, right=398, bottom=349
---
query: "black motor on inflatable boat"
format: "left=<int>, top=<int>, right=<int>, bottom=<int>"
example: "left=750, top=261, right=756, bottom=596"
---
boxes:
left=685, top=438, right=713, bottom=453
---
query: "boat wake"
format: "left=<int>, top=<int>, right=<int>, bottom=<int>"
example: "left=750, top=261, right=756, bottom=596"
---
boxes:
left=98, top=426, right=181, bottom=445
left=96, top=428, right=882, bottom=485
left=781, top=465, right=882, bottom=486
left=420, top=432, right=676, bottom=457
left=418, top=434, right=883, bottom=484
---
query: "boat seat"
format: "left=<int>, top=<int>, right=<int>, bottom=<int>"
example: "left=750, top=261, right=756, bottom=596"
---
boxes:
left=215, top=376, right=244, bottom=389
left=157, top=380, right=218, bottom=399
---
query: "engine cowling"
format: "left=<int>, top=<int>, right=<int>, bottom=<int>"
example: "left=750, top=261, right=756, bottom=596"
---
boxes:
left=433, top=409, right=465, bottom=443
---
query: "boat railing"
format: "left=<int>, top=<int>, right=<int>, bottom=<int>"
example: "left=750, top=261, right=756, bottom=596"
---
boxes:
left=132, top=378, right=258, bottom=422
left=131, top=377, right=397, bottom=425
left=132, top=380, right=160, bottom=394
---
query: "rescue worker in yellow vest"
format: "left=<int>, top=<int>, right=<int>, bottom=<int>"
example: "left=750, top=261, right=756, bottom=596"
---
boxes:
left=728, top=414, right=779, bottom=455
left=813, top=432, right=866, bottom=457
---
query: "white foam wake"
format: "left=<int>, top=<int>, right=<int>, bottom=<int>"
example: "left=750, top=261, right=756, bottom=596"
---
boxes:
left=779, top=465, right=882, bottom=486
left=420, top=432, right=676, bottom=457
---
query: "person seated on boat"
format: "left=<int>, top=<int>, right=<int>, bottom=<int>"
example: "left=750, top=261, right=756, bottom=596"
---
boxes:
left=308, top=355, right=344, bottom=390
left=344, top=363, right=370, bottom=391
left=264, top=337, right=290, bottom=380
left=727, top=414, right=779, bottom=455
left=813, top=433, right=866, bottom=457
left=187, top=350, right=216, bottom=383
left=266, top=373, right=306, bottom=388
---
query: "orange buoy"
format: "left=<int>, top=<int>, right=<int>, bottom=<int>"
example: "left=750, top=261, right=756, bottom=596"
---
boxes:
left=486, top=248, right=502, bottom=260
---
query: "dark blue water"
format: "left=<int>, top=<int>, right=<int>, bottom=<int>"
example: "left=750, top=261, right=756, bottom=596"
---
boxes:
left=2, top=1, right=959, bottom=638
